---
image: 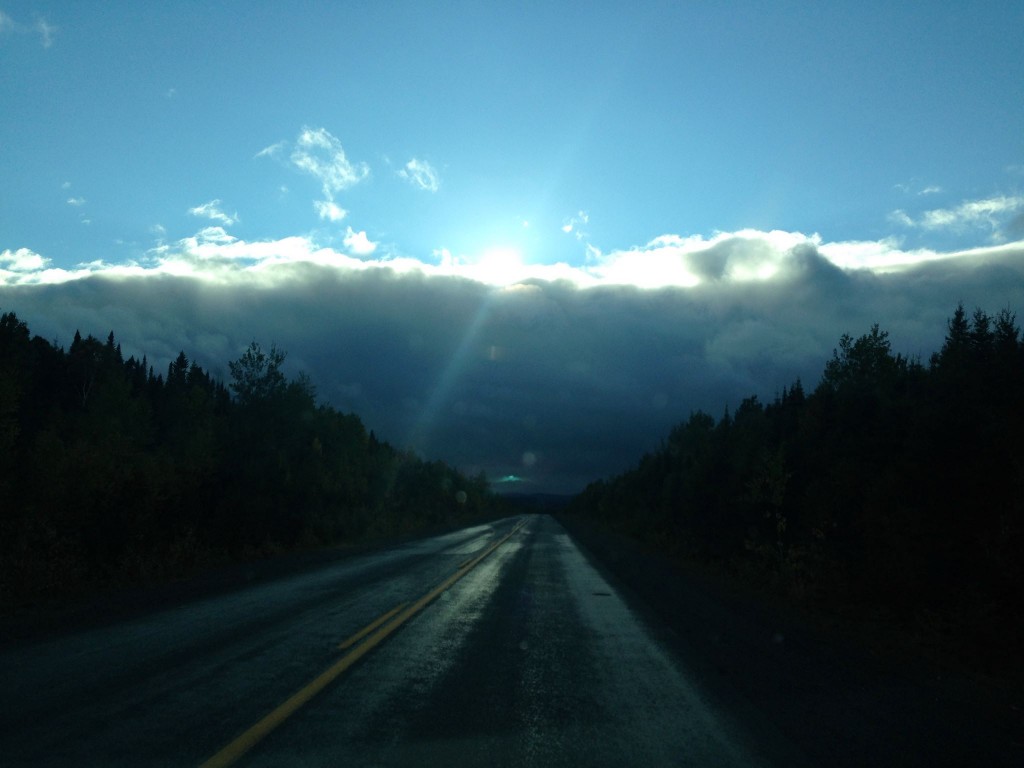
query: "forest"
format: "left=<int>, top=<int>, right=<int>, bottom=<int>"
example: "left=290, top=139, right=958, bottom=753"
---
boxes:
left=0, top=310, right=496, bottom=606
left=569, top=305, right=1023, bottom=669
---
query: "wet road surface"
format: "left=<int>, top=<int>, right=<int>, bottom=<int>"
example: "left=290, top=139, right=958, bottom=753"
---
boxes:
left=0, top=515, right=798, bottom=766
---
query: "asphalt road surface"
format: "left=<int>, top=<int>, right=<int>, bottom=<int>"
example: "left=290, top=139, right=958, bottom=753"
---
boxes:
left=1, top=515, right=1019, bottom=766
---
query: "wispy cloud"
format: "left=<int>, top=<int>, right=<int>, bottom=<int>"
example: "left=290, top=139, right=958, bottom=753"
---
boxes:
left=66, top=197, right=86, bottom=207
left=314, top=200, right=347, bottom=222
left=888, top=209, right=914, bottom=227
left=398, top=158, right=440, bottom=192
left=35, top=18, right=55, bottom=48
left=188, top=199, right=238, bottom=226
left=290, top=127, right=369, bottom=200
left=343, top=227, right=377, bottom=256
left=894, top=181, right=943, bottom=196
left=0, top=11, right=55, bottom=47
left=892, top=195, right=1024, bottom=241
left=561, top=210, right=590, bottom=240
left=255, top=141, right=286, bottom=159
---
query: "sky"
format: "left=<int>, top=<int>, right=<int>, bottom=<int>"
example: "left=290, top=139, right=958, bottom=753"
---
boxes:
left=2, top=1, right=1024, bottom=493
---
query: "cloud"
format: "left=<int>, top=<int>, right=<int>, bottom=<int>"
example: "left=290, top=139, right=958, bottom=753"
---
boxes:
left=4, top=230, right=1023, bottom=493
left=0, top=11, right=53, bottom=47
left=343, top=227, right=377, bottom=256
left=66, top=197, right=86, bottom=206
left=188, top=200, right=238, bottom=226
left=398, top=159, right=441, bottom=192
left=1, top=248, right=49, bottom=273
left=289, top=127, right=369, bottom=199
left=561, top=211, right=589, bottom=240
left=255, top=141, right=286, bottom=159
left=888, top=209, right=914, bottom=227
left=314, top=200, right=347, bottom=222
left=921, top=196, right=1024, bottom=230
left=894, top=181, right=943, bottom=196
left=35, top=18, right=55, bottom=48
left=892, top=195, right=1024, bottom=241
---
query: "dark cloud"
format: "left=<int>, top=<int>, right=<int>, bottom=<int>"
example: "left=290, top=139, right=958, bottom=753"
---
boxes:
left=3, top=243, right=1024, bottom=493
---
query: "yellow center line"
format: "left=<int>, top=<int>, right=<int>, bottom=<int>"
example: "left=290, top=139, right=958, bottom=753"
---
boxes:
left=337, top=602, right=408, bottom=651
left=198, top=518, right=527, bottom=768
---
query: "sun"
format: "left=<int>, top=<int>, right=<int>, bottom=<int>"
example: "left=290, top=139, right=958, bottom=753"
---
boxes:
left=475, top=246, right=524, bottom=286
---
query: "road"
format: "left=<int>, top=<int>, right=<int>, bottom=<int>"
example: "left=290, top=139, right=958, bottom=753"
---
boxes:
left=1, top=514, right=801, bottom=767
left=1, top=514, right=1019, bottom=766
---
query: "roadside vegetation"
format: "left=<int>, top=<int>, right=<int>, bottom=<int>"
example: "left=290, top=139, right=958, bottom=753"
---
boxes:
left=568, top=304, right=1023, bottom=677
left=0, top=310, right=496, bottom=606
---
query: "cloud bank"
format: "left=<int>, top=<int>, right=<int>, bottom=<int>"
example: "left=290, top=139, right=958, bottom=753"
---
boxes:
left=3, top=231, right=1023, bottom=493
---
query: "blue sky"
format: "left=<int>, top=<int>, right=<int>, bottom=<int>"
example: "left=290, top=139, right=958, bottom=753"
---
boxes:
left=2, top=2, right=1024, bottom=491
left=3, top=1, right=1022, bottom=274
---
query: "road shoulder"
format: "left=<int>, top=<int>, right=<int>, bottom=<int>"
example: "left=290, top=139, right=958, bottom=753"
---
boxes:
left=556, top=513, right=1024, bottom=768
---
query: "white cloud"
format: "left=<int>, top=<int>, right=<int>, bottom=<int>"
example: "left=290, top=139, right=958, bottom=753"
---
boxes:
left=895, top=181, right=943, bottom=196
left=314, top=200, right=347, bottom=222
left=561, top=210, right=590, bottom=240
left=892, top=193, right=1024, bottom=239
left=255, top=141, right=286, bottom=159
left=188, top=200, right=238, bottom=226
left=290, top=127, right=369, bottom=199
left=398, top=159, right=440, bottom=192
left=5, top=223, right=1023, bottom=293
left=193, top=226, right=237, bottom=245
left=888, top=209, right=914, bottom=227
left=918, top=196, right=1024, bottom=232
left=343, top=227, right=377, bottom=256
left=1, top=247, right=49, bottom=272
left=66, top=197, right=86, bottom=206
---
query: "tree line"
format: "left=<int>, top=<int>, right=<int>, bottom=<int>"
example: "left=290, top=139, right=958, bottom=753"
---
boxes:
left=0, top=310, right=496, bottom=604
left=568, top=305, right=1023, bottom=662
